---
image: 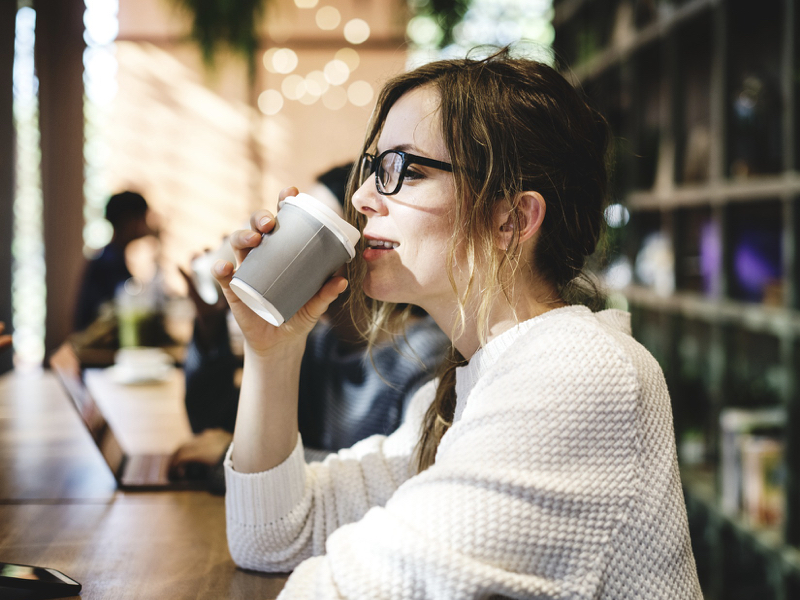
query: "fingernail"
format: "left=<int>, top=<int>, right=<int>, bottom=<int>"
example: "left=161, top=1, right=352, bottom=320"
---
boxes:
left=247, top=231, right=261, bottom=243
left=259, top=216, right=272, bottom=228
left=213, top=260, right=226, bottom=274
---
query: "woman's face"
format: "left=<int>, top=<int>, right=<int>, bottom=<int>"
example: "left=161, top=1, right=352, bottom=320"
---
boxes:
left=351, top=86, right=464, bottom=311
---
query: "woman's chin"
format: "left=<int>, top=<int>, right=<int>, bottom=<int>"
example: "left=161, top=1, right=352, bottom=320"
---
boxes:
left=362, top=280, right=406, bottom=305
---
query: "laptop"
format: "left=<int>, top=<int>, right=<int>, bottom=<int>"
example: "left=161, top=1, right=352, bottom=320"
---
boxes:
left=50, top=344, right=204, bottom=490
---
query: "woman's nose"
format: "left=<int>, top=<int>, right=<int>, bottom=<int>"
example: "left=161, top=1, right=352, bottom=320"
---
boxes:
left=351, top=177, right=386, bottom=217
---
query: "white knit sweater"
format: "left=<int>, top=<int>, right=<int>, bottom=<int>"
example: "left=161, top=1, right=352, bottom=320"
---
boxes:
left=224, top=306, right=702, bottom=599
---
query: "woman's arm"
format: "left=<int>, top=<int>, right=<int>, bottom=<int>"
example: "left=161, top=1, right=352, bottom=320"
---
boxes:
left=213, top=187, right=348, bottom=474
left=224, top=380, right=434, bottom=572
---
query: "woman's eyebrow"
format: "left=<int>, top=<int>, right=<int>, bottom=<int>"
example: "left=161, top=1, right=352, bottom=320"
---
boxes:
left=378, top=143, right=447, bottom=161
left=376, top=142, right=419, bottom=154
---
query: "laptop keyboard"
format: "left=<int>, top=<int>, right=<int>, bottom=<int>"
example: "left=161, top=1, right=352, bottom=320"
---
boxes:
left=122, top=454, right=170, bottom=486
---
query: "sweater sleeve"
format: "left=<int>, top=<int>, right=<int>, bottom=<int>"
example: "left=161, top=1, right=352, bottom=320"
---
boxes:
left=272, top=318, right=698, bottom=599
left=223, top=379, right=435, bottom=573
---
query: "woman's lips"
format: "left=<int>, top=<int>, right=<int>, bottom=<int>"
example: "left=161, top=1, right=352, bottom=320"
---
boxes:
left=363, top=237, right=399, bottom=262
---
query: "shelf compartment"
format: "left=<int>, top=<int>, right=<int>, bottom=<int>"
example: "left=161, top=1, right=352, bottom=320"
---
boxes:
left=724, top=326, right=784, bottom=408
left=674, top=11, right=713, bottom=185
left=727, top=200, right=784, bottom=306
left=630, top=43, right=663, bottom=190
left=672, top=316, right=716, bottom=466
left=628, top=210, right=671, bottom=292
left=674, top=206, right=720, bottom=296
left=725, top=0, right=784, bottom=179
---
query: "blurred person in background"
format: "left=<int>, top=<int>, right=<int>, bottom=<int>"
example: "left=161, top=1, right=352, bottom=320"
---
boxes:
left=73, top=190, right=152, bottom=331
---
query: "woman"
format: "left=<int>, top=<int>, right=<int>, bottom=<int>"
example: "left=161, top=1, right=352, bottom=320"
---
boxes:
left=214, top=50, right=702, bottom=598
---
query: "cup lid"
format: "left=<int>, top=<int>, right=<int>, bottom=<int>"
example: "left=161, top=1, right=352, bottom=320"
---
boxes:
left=281, top=193, right=361, bottom=258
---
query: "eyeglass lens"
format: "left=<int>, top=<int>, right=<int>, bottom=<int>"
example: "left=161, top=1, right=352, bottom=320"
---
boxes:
left=378, top=152, right=403, bottom=193
left=359, top=151, right=403, bottom=194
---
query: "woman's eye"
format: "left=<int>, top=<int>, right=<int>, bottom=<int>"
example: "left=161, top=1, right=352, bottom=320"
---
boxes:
left=404, top=167, right=424, bottom=180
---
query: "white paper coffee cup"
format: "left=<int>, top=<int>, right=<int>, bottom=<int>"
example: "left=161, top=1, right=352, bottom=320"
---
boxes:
left=229, top=193, right=360, bottom=326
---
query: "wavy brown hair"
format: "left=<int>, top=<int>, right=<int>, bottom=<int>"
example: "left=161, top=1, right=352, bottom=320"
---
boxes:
left=345, top=48, right=611, bottom=472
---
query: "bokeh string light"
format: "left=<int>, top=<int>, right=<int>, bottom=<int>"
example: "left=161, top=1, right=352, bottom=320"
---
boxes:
left=259, top=0, right=554, bottom=118
left=258, top=1, right=379, bottom=115
left=271, top=48, right=299, bottom=74
left=343, top=19, right=370, bottom=44
left=315, top=6, right=341, bottom=30
left=258, top=89, right=284, bottom=115
left=334, top=47, right=359, bottom=70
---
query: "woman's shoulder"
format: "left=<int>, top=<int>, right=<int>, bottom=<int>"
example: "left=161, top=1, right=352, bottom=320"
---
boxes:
left=445, top=307, right=665, bottom=446
left=510, top=306, right=632, bottom=355
left=483, top=306, right=657, bottom=396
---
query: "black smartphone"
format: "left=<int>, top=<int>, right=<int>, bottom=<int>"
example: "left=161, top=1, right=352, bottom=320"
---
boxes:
left=0, top=562, right=82, bottom=596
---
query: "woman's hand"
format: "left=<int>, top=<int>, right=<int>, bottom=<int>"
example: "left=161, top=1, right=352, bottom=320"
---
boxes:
left=212, top=187, right=348, bottom=358
left=168, top=428, right=233, bottom=480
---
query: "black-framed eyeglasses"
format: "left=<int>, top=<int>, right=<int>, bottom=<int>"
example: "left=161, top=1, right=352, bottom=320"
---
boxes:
left=358, top=149, right=453, bottom=196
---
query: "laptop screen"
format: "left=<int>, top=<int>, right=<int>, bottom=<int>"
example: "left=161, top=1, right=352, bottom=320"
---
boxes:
left=51, top=346, right=127, bottom=481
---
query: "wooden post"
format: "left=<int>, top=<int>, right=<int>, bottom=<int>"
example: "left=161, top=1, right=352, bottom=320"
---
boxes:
left=0, top=0, right=15, bottom=375
left=34, top=0, right=86, bottom=359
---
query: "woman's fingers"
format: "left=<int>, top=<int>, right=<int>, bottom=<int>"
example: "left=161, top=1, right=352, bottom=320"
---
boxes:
left=278, top=186, right=300, bottom=203
left=229, top=228, right=263, bottom=266
left=249, top=209, right=277, bottom=235
left=222, top=210, right=275, bottom=267
left=231, top=228, right=262, bottom=248
left=212, top=259, right=234, bottom=286
left=319, top=276, right=350, bottom=305
left=290, top=276, right=349, bottom=330
left=212, top=259, right=248, bottom=314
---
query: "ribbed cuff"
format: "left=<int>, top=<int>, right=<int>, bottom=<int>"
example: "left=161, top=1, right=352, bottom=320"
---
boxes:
left=224, top=436, right=307, bottom=525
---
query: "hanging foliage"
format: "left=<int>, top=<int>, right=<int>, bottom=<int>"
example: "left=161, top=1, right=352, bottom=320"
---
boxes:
left=425, top=0, right=471, bottom=47
left=168, top=0, right=268, bottom=83
left=169, top=0, right=471, bottom=81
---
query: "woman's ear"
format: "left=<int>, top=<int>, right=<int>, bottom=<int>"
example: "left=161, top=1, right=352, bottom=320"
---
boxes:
left=494, top=191, right=546, bottom=250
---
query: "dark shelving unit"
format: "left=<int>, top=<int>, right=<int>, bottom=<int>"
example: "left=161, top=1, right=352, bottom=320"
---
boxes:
left=553, top=0, right=800, bottom=597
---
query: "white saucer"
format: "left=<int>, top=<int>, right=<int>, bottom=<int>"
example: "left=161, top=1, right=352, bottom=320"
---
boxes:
left=108, top=362, right=173, bottom=385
